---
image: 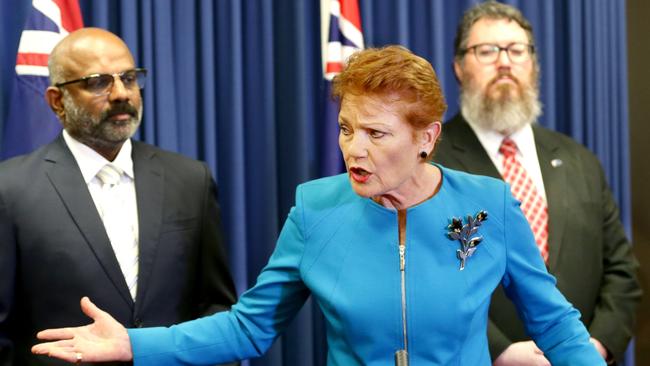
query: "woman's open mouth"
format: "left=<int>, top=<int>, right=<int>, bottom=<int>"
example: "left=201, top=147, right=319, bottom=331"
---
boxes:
left=349, top=167, right=371, bottom=183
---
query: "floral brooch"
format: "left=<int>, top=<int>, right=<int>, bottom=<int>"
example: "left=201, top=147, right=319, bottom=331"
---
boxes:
left=446, top=211, right=488, bottom=270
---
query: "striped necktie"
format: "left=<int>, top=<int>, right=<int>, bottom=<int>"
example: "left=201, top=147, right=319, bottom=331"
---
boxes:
left=96, top=164, right=139, bottom=299
left=499, top=138, right=549, bottom=262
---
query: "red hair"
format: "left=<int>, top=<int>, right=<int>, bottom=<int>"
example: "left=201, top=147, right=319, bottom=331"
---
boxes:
left=332, top=45, right=447, bottom=129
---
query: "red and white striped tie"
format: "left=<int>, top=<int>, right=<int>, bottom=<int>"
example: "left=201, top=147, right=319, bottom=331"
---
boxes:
left=499, top=138, right=549, bottom=262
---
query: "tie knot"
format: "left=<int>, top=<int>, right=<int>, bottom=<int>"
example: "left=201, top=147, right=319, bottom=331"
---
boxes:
left=499, top=138, right=518, bottom=158
left=97, top=164, right=123, bottom=186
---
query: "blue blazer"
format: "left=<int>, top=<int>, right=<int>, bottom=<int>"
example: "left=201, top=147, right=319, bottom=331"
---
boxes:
left=129, top=166, right=604, bottom=365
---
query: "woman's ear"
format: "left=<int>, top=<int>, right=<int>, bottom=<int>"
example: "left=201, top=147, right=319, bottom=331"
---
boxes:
left=421, top=121, right=442, bottom=153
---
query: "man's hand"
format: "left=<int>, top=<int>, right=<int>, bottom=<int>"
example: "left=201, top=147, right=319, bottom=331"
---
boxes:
left=493, top=341, right=551, bottom=366
left=31, top=297, right=132, bottom=363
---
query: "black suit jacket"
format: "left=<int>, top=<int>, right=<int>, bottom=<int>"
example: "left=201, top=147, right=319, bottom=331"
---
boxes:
left=0, top=136, right=237, bottom=365
left=434, top=114, right=641, bottom=363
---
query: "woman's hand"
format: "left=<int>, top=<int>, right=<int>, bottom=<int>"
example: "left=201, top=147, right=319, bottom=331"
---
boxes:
left=31, top=297, right=133, bottom=363
left=589, top=337, right=611, bottom=363
left=493, top=341, right=551, bottom=366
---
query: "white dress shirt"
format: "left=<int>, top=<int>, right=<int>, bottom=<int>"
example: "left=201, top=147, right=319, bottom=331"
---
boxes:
left=465, top=122, right=547, bottom=201
left=62, top=130, right=140, bottom=297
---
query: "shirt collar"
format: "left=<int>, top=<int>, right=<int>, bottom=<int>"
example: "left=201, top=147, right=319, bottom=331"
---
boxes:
left=465, top=120, right=536, bottom=160
left=507, top=124, right=537, bottom=159
left=62, top=130, right=134, bottom=183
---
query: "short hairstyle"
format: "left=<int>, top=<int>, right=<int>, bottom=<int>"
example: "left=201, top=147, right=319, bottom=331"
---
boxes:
left=332, top=45, right=447, bottom=129
left=453, top=0, right=536, bottom=64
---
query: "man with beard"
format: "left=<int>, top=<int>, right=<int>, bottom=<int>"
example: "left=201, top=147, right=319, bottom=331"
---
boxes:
left=434, top=2, right=640, bottom=365
left=0, top=28, right=237, bottom=365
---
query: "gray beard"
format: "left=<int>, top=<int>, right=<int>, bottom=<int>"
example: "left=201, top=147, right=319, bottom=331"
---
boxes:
left=460, top=82, right=542, bottom=135
left=62, top=91, right=142, bottom=148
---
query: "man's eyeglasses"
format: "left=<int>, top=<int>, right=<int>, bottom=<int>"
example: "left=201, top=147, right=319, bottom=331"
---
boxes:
left=55, top=68, right=147, bottom=96
left=462, top=43, right=534, bottom=65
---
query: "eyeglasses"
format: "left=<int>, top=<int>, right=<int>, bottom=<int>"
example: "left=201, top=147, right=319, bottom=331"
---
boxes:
left=55, top=68, right=147, bottom=96
left=462, top=43, right=534, bottom=65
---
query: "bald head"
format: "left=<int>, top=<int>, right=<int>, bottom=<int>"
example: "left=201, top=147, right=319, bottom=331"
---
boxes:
left=45, top=28, right=143, bottom=161
left=48, top=28, right=135, bottom=85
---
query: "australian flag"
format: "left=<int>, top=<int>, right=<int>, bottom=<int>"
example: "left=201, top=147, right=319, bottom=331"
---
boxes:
left=1, top=0, right=83, bottom=159
left=320, top=0, right=364, bottom=176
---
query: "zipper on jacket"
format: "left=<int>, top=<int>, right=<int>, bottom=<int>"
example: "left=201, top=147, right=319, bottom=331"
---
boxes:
left=395, top=210, right=409, bottom=366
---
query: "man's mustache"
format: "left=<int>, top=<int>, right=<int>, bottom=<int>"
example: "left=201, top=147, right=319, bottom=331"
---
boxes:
left=101, top=103, right=138, bottom=122
left=489, top=70, right=520, bottom=87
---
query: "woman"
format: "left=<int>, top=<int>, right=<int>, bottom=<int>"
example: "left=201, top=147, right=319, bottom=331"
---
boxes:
left=32, top=46, right=604, bottom=365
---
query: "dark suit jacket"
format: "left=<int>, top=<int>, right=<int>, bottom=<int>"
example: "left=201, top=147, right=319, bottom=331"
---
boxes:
left=434, top=114, right=641, bottom=363
left=0, top=136, right=237, bottom=365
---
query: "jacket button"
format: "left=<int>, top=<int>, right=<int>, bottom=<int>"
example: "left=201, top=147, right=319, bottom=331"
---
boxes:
left=134, top=318, right=144, bottom=328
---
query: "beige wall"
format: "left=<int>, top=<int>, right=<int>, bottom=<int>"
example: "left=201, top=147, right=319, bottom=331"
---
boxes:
left=627, top=0, right=650, bottom=363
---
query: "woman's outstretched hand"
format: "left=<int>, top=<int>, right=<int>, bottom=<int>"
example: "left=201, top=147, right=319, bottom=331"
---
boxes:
left=31, top=297, right=133, bottom=363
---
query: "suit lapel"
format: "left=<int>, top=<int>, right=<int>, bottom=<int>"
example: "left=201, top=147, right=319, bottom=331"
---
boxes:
left=441, top=115, right=501, bottom=179
left=44, top=137, right=134, bottom=308
left=131, top=142, right=164, bottom=309
left=533, top=126, right=567, bottom=271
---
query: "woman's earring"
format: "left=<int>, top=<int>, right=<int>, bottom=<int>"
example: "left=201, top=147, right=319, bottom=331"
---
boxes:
left=420, top=151, right=428, bottom=159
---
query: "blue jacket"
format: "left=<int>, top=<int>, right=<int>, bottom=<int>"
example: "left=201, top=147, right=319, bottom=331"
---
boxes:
left=129, top=166, right=605, bottom=365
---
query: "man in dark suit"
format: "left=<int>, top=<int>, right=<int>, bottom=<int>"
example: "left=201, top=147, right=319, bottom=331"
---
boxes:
left=434, top=2, right=641, bottom=365
left=0, top=28, right=237, bottom=365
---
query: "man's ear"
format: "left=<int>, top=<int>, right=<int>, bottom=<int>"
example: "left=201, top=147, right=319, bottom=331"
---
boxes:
left=453, top=61, right=463, bottom=84
left=45, top=86, right=65, bottom=120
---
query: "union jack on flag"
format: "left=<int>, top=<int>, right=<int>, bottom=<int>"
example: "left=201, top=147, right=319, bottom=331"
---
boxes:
left=1, top=0, right=83, bottom=159
left=323, top=0, right=364, bottom=80
left=320, top=0, right=364, bottom=176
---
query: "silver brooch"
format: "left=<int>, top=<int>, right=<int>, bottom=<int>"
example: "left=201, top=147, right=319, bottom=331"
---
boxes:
left=447, top=211, right=488, bottom=270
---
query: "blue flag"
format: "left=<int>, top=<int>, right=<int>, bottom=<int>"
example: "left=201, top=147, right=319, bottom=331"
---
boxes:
left=1, top=0, right=83, bottom=160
